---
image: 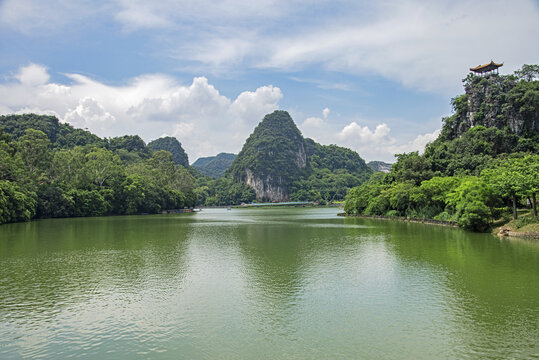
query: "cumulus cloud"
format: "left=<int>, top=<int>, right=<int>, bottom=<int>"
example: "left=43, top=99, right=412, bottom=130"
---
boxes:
left=299, top=109, right=440, bottom=162
left=64, top=97, right=116, bottom=133
left=390, top=128, right=441, bottom=155
left=0, top=64, right=282, bottom=162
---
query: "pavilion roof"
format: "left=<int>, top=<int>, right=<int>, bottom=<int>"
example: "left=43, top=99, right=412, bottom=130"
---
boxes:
left=470, top=61, right=503, bottom=73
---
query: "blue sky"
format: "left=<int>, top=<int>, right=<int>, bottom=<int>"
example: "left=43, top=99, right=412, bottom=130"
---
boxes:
left=1, top=0, right=538, bottom=162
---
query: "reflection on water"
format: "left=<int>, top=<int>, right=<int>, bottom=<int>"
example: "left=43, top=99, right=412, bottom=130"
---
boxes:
left=0, top=208, right=538, bottom=359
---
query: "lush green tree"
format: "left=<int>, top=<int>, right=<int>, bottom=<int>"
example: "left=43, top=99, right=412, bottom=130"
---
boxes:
left=390, top=152, right=434, bottom=185
left=344, top=173, right=387, bottom=215
left=412, top=176, right=461, bottom=210
left=514, top=64, right=539, bottom=81
left=68, top=189, right=111, bottom=217
left=82, top=148, right=124, bottom=188
left=388, top=181, right=415, bottom=215
left=519, top=154, right=539, bottom=217
left=36, top=184, right=75, bottom=218
left=0, top=180, right=37, bottom=224
left=481, top=157, right=528, bottom=219
left=445, top=177, right=497, bottom=231
left=17, top=129, right=52, bottom=182
left=0, top=130, right=26, bottom=182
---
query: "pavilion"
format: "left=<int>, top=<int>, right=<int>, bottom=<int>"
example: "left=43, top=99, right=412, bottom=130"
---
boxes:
left=470, top=61, right=503, bottom=76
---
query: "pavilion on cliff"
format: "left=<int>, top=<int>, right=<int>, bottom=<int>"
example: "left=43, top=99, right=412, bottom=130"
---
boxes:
left=470, top=61, right=503, bottom=76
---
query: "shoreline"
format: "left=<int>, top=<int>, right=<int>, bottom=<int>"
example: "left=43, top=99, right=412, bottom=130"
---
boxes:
left=337, top=213, right=458, bottom=227
left=340, top=213, right=539, bottom=239
left=495, top=226, right=539, bottom=240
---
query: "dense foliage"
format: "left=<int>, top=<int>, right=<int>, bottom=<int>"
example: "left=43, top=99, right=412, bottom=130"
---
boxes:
left=0, top=115, right=196, bottom=225
left=192, top=153, right=237, bottom=178
left=345, top=65, right=539, bottom=232
left=147, top=136, right=189, bottom=167
left=289, top=140, right=371, bottom=203
left=194, top=177, right=256, bottom=206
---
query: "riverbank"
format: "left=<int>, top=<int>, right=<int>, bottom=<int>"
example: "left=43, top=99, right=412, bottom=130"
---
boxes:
left=491, top=211, right=539, bottom=239
left=496, top=227, right=539, bottom=239
left=337, top=213, right=458, bottom=227
left=340, top=212, right=539, bottom=239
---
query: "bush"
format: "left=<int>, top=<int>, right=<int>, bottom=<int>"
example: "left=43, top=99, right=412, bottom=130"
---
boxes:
left=456, top=200, right=491, bottom=231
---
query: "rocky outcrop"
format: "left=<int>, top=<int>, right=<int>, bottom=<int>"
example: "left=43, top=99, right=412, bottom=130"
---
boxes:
left=449, top=74, right=539, bottom=138
left=367, top=161, right=392, bottom=173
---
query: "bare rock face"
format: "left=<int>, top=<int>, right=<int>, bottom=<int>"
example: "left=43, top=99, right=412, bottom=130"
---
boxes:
left=228, top=110, right=307, bottom=202
left=245, top=169, right=290, bottom=202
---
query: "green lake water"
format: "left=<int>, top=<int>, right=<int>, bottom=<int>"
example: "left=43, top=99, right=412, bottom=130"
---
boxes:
left=0, top=207, right=538, bottom=359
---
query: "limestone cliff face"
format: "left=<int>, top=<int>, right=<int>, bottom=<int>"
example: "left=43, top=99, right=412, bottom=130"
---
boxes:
left=447, top=75, right=539, bottom=139
left=245, top=169, right=290, bottom=202
left=228, top=110, right=307, bottom=202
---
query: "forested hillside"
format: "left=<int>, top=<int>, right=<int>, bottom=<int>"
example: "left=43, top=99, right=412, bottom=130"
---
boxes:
left=227, top=110, right=371, bottom=203
left=192, top=153, right=237, bottom=178
left=345, top=65, right=539, bottom=232
left=0, top=114, right=196, bottom=225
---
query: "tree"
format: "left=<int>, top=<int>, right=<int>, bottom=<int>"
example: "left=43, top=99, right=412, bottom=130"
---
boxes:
left=445, top=177, right=497, bottom=231
left=514, top=64, right=539, bottom=81
left=0, top=180, right=37, bottom=224
left=515, top=155, right=539, bottom=217
left=82, top=148, right=123, bottom=188
left=481, top=158, right=526, bottom=220
left=17, top=129, right=52, bottom=182
left=390, top=152, right=434, bottom=185
left=0, top=131, right=25, bottom=182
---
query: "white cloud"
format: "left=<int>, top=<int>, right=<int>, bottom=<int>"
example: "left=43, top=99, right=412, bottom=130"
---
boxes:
left=0, top=64, right=281, bottom=162
left=64, top=97, right=116, bottom=133
left=300, top=111, right=441, bottom=162
left=390, top=129, right=441, bottom=155
left=15, top=63, right=50, bottom=86
left=334, top=122, right=440, bottom=161
left=338, top=122, right=392, bottom=143
left=322, top=107, right=330, bottom=119
left=302, top=117, right=324, bottom=129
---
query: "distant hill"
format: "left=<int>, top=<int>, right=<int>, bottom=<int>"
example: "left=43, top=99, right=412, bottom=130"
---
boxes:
left=192, top=153, right=237, bottom=178
left=147, top=136, right=189, bottom=167
left=367, top=161, right=392, bottom=173
left=228, top=110, right=371, bottom=202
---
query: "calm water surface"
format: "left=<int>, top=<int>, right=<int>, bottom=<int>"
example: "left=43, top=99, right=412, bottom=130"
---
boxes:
left=0, top=208, right=538, bottom=359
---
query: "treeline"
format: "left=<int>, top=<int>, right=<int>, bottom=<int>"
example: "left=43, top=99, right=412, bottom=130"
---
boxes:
left=0, top=115, right=196, bottom=225
left=345, top=152, right=538, bottom=231
left=194, top=177, right=256, bottom=206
